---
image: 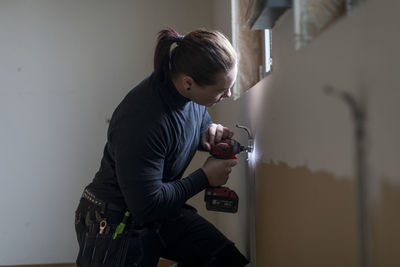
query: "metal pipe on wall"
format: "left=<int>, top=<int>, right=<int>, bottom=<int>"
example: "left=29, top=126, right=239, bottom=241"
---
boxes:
left=236, top=124, right=257, bottom=267
left=324, top=85, right=373, bottom=267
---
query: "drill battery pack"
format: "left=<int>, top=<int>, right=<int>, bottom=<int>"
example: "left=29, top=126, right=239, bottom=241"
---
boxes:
left=204, top=186, right=239, bottom=213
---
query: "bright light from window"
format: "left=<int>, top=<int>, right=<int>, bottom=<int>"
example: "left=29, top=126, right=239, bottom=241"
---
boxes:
left=264, top=29, right=272, bottom=74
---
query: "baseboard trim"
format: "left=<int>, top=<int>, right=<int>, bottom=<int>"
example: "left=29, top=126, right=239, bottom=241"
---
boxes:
left=2, top=264, right=76, bottom=267
left=2, top=258, right=173, bottom=267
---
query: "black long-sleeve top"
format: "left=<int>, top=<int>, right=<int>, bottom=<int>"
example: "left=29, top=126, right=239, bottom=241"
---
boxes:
left=86, top=74, right=212, bottom=224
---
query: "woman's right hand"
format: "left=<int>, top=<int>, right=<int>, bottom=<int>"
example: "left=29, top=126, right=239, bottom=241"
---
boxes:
left=201, top=156, right=238, bottom=187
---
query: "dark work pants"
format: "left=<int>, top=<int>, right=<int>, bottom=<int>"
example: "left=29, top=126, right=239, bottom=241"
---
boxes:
left=75, top=198, right=249, bottom=267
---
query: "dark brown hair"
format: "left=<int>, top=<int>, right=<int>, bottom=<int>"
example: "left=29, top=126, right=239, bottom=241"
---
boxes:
left=153, top=27, right=237, bottom=86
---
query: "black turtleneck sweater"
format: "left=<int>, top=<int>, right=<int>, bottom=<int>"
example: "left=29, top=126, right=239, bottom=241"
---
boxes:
left=86, top=74, right=212, bottom=224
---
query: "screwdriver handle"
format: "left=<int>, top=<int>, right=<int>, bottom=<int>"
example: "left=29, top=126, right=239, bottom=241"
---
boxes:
left=112, top=211, right=130, bottom=240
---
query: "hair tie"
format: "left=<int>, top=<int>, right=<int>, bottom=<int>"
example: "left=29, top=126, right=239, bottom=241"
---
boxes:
left=176, top=35, right=184, bottom=44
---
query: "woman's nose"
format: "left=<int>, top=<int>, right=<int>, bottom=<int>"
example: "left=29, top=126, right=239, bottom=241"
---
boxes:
left=223, top=88, right=231, bottom=98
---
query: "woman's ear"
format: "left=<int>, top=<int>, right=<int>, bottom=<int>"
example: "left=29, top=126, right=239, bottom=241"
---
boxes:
left=182, top=75, right=194, bottom=91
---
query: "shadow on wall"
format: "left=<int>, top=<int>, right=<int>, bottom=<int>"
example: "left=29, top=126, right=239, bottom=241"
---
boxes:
left=255, top=161, right=400, bottom=267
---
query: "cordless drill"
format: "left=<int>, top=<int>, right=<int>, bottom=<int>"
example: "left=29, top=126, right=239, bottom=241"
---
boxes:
left=204, top=139, right=247, bottom=213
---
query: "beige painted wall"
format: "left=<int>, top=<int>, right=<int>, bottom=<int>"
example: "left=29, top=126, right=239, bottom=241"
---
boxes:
left=211, top=0, right=400, bottom=266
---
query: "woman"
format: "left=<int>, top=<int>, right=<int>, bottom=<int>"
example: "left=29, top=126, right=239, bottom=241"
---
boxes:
left=75, top=27, right=249, bottom=267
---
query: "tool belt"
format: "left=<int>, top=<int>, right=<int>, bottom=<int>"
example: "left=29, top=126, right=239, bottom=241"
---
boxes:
left=76, top=189, right=138, bottom=267
left=82, top=188, right=125, bottom=213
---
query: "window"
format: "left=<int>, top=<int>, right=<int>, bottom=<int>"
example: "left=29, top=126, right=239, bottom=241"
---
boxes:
left=231, top=0, right=287, bottom=99
left=231, top=0, right=263, bottom=99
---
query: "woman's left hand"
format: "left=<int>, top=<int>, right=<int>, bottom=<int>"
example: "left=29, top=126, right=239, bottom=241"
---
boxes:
left=201, top=123, right=234, bottom=151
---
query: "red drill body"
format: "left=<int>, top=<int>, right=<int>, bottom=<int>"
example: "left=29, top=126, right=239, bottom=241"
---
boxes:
left=209, top=138, right=246, bottom=159
left=204, top=139, right=246, bottom=213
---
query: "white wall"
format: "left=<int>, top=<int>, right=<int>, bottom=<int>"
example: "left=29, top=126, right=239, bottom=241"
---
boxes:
left=242, top=0, right=400, bottom=189
left=0, top=0, right=213, bottom=264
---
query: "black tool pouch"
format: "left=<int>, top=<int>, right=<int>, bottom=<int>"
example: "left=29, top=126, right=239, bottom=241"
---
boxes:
left=77, top=227, right=131, bottom=267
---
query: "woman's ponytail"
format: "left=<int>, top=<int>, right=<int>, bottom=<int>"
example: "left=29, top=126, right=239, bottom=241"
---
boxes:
left=153, top=28, right=181, bottom=82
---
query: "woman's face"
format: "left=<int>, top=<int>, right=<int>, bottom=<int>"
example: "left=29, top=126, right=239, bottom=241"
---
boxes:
left=189, top=66, right=237, bottom=107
